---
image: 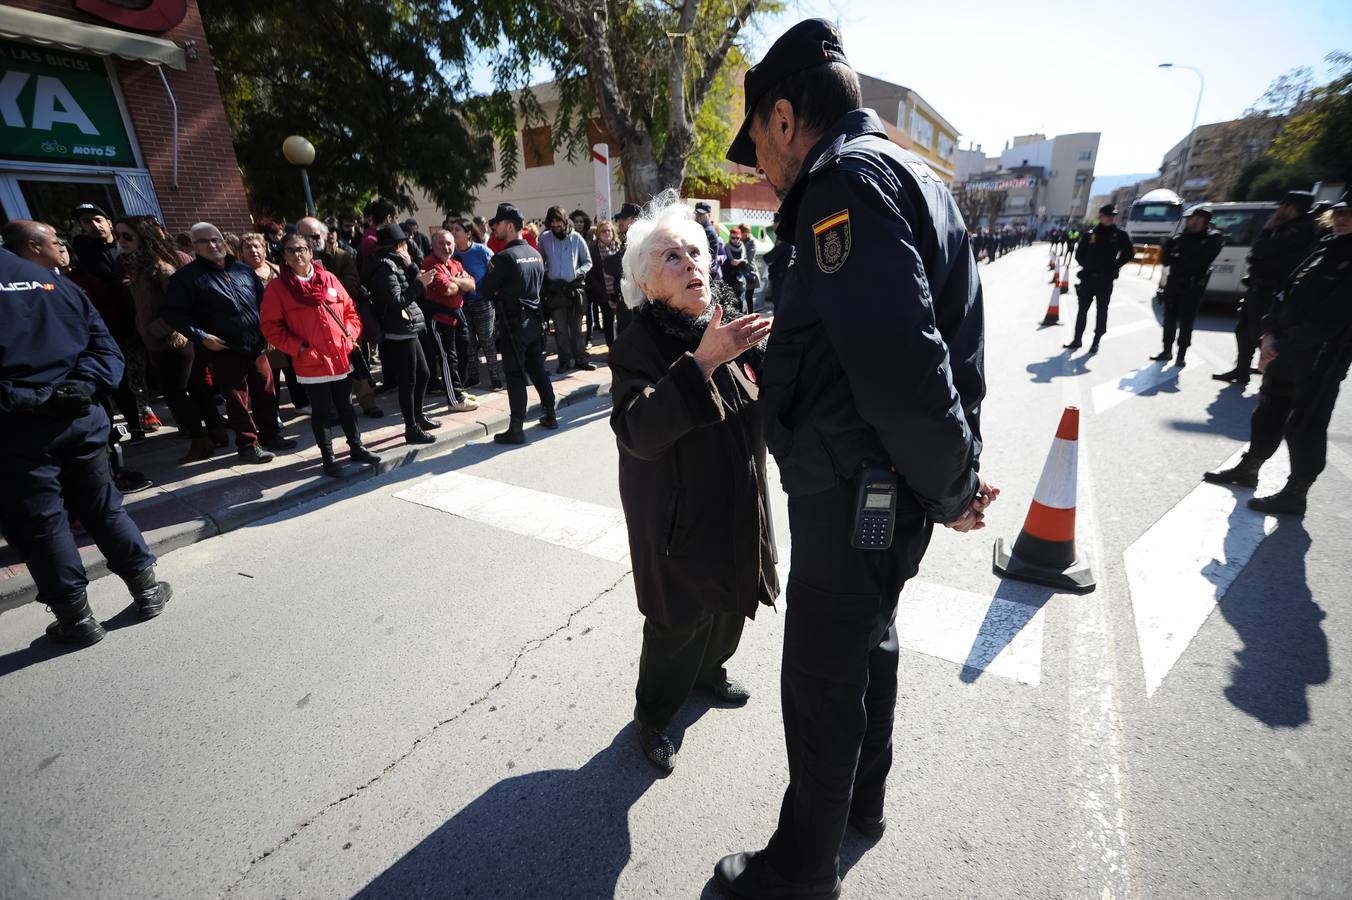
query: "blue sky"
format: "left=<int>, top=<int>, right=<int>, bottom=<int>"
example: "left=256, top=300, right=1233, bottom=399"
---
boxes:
left=752, top=0, right=1350, bottom=175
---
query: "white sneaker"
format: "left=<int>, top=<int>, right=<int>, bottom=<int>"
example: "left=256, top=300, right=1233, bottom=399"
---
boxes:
left=450, top=397, right=479, bottom=412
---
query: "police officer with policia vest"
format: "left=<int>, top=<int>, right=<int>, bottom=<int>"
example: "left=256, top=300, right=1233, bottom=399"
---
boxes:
left=714, top=19, right=998, bottom=900
left=1064, top=204, right=1134, bottom=353
left=0, top=244, right=172, bottom=649
left=1151, top=206, right=1225, bottom=367
left=476, top=204, right=558, bottom=445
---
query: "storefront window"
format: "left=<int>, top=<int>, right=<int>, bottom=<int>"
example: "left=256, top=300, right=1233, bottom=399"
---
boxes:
left=15, top=177, right=123, bottom=235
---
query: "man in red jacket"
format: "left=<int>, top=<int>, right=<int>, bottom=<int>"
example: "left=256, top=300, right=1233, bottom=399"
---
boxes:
left=421, top=229, right=479, bottom=412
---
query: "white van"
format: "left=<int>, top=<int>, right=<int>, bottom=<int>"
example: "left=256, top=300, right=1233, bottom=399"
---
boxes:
left=1127, top=188, right=1184, bottom=245
left=1160, top=201, right=1278, bottom=306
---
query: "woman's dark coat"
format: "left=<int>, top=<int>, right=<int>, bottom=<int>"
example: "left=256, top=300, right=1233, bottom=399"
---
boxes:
left=609, top=298, right=779, bottom=628
left=367, top=251, right=426, bottom=338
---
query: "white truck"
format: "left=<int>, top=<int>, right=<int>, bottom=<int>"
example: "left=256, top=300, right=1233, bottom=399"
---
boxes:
left=1127, top=189, right=1185, bottom=245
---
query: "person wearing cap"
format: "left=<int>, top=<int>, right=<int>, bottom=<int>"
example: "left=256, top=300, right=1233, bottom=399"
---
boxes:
left=477, top=203, right=558, bottom=444
left=1065, top=204, right=1134, bottom=352
left=368, top=223, right=441, bottom=444
left=1204, top=193, right=1352, bottom=515
left=0, top=245, right=174, bottom=650
left=1214, top=190, right=1317, bottom=384
left=612, top=202, right=643, bottom=336
left=716, top=19, right=996, bottom=899
left=1151, top=207, right=1225, bottom=367
left=693, top=202, right=724, bottom=284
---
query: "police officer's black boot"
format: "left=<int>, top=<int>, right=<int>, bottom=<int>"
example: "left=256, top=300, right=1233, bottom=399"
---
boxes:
left=1203, top=454, right=1262, bottom=488
left=538, top=408, right=560, bottom=430
left=348, top=440, right=381, bottom=468
left=1088, top=336, right=1101, bottom=354
left=493, top=418, right=526, bottom=445
left=125, top=566, right=173, bottom=620
left=45, top=594, right=107, bottom=647
left=1175, top=347, right=1188, bottom=368
left=1150, top=346, right=1172, bottom=362
left=1212, top=367, right=1250, bottom=384
left=1247, top=478, right=1312, bottom=516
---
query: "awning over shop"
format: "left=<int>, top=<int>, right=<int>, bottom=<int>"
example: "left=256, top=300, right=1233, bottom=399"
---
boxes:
left=0, top=7, right=186, bottom=71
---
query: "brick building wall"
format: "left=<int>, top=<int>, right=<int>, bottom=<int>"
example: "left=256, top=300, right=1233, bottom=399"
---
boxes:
left=10, top=0, right=252, bottom=233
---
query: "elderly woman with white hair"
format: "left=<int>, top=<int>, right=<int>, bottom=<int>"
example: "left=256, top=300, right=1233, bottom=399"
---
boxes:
left=609, top=190, right=779, bottom=773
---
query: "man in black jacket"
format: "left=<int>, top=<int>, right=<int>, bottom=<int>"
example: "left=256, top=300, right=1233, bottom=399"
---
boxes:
left=1214, top=191, right=1317, bottom=384
left=716, top=20, right=996, bottom=899
left=0, top=247, right=172, bottom=649
left=1066, top=204, right=1135, bottom=352
left=1205, top=195, right=1352, bottom=515
left=1151, top=207, right=1225, bottom=367
left=477, top=204, right=557, bottom=445
left=163, top=222, right=295, bottom=463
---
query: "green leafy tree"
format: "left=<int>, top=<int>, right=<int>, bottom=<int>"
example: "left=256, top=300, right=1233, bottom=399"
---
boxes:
left=1268, top=51, right=1352, bottom=185
left=201, top=0, right=493, bottom=220
left=461, top=0, right=774, bottom=202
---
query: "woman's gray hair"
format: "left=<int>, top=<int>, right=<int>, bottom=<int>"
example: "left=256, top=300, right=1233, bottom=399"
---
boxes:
left=620, top=189, right=711, bottom=310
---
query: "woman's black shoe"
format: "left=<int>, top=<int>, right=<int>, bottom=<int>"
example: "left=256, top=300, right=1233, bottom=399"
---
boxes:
left=636, top=722, right=675, bottom=774
left=348, top=444, right=382, bottom=466
left=404, top=428, right=436, bottom=445
left=416, top=417, right=441, bottom=431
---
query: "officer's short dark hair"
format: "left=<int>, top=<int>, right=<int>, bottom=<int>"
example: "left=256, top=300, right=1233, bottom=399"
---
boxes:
left=752, top=62, right=862, bottom=138
left=1, top=219, right=49, bottom=254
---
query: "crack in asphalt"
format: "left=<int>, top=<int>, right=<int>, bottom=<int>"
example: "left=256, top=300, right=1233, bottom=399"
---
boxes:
left=220, top=570, right=631, bottom=897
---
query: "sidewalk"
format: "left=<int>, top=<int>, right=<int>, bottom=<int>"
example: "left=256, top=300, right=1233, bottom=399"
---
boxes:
left=0, top=348, right=613, bottom=611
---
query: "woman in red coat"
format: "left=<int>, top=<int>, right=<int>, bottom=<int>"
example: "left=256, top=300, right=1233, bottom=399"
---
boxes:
left=261, top=233, right=382, bottom=476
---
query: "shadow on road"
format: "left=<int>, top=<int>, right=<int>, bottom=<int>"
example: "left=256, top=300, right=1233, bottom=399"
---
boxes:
left=1026, top=349, right=1091, bottom=384
left=1219, top=519, right=1328, bottom=727
left=1167, top=381, right=1256, bottom=440
left=959, top=581, right=1056, bottom=684
left=354, top=724, right=663, bottom=899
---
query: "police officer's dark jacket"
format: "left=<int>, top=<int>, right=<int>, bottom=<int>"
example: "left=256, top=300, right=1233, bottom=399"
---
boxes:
left=1263, top=233, right=1352, bottom=355
left=163, top=256, right=268, bottom=356
left=610, top=284, right=779, bottom=628
left=477, top=238, right=544, bottom=329
left=765, top=108, right=984, bottom=524
left=1162, top=227, right=1225, bottom=280
left=0, top=248, right=124, bottom=414
left=1247, top=215, right=1317, bottom=287
left=1075, top=223, right=1134, bottom=276
left=367, top=251, right=427, bottom=337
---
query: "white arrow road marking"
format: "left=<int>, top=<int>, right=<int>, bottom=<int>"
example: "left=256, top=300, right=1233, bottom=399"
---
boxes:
left=395, top=471, right=1045, bottom=684
left=1125, top=448, right=1291, bottom=698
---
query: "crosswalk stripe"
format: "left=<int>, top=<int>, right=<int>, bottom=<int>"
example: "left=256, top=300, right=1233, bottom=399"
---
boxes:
left=1125, top=448, right=1291, bottom=698
left=394, top=471, right=1044, bottom=685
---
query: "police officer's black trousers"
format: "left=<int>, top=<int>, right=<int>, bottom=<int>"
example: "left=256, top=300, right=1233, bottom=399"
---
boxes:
left=0, top=406, right=154, bottom=608
left=497, top=314, right=556, bottom=422
left=634, top=609, right=744, bottom=731
left=1073, top=275, right=1114, bottom=342
left=1246, top=351, right=1349, bottom=484
left=763, top=486, right=930, bottom=883
left=1161, top=281, right=1205, bottom=351
left=1234, top=285, right=1276, bottom=370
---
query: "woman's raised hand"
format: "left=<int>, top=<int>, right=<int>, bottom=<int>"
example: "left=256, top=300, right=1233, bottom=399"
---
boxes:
left=693, top=304, right=772, bottom=378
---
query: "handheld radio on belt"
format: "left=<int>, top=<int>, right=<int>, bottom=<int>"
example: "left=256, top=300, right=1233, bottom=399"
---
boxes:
left=851, top=465, right=898, bottom=550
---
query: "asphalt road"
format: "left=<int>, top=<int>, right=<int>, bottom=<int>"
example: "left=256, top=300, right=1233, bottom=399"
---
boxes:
left=1, top=244, right=1348, bottom=899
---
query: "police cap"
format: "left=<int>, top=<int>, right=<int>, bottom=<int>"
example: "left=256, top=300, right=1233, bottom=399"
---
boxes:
left=1280, top=190, right=1315, bottom=214
left=615, top=202, right=642, bottom=221
left=726, top=18, right=849, bottom=168
left=1329, top=192, right=1350, bottom=210
left=488, top=203, right=524, bottom=229
left=1098, top=204, right=1119, bottom=216
left=694, top=201, right=712, bottom=214
left=1184, top=205, right=1212, bottom=220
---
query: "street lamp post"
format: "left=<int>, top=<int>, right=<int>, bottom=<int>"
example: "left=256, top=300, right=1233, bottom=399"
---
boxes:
left=1158, top=63, right=1204, bottom=196
left=282, top=135, right=317, bottom=218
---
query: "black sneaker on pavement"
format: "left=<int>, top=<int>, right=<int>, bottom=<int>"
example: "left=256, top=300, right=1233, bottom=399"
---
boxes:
left=237, top=443, right=274, bottom=464
left=260, top=435, right=297, bottom=452
left=114, top=471, right=153, bottom=493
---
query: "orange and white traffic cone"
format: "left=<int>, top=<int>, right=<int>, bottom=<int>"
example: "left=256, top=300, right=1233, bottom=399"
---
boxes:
left=993, top=407, right=1095, bottom=593
left=1049, top=257, right=1060, bottom=284
left=1058, top=266, right=1070, bottom=295
left=1040, top=281, right=1061, bottom=326
left=1048, top=248, right=1056, bottom=269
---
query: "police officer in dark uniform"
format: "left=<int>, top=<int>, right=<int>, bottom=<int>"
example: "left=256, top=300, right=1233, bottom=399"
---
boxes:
left=1151, top=206, right=1225, bottom=367
left=0, top=246, right=172, bottom=649
left=715, top=20, right=996, bottom=899
left=1213, top=190, right=1317, bottom=384
left=1065, top=204, right=1134, bottom=352
left=1204, top=193, right=1352, bottom=516
left=476, top=203, right=558, bottom=445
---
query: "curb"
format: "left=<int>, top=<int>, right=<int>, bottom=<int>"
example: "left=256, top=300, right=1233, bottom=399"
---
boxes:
left=0, top=381, right=605, bottom=613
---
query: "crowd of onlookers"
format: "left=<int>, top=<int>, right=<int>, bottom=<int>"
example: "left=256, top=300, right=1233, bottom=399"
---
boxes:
left=0, top=197, right=775, bottom=491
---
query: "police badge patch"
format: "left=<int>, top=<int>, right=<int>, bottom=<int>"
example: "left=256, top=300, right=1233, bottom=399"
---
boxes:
left=812, top=210, right=851, bottom=273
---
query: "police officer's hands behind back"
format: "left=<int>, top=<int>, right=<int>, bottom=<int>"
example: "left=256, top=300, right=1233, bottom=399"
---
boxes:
left=945, top=476, right=1000, bottom=533
left=42, top=380, right=95, bottom=419
left=692, top=304, right=771, bottom=379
